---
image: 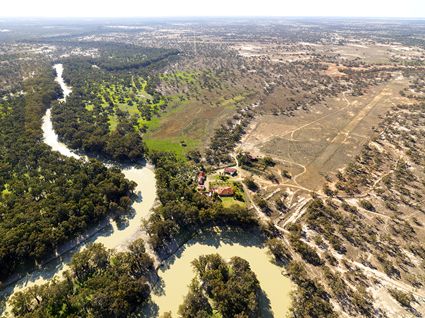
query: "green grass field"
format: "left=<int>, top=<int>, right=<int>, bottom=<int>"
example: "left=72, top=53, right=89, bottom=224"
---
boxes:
left=144, top=137, right=199, bottom=158
left=220, top=94, right=247, bottom=109
left=142, top=67, right=260, bottom=159
left=220, top=196, right=246, bottom=208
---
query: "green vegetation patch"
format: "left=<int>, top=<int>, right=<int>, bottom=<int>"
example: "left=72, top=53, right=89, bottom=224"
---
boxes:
left=107, top=114, right=119, bottom=131
left=221, top=196, right=246, bottom=208
left=179, top=254, right=261, bottom=317
left=220, top=94, right=247, bottom=109
left=144, top=137, right=199, bottom=158
left=1, top=184, right=11, bottom=198
left=81, top=78, right=168, bottom=133
left=0, top=102, right=13, bottom=118
left=160, top=70, right=199, bottom=84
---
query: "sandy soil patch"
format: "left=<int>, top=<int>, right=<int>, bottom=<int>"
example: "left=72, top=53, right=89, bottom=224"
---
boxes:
left=240, top=78, right=409, bottom=191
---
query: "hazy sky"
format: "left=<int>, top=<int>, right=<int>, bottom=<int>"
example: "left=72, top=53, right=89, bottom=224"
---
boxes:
left=1, top=0, right=424, bottom=18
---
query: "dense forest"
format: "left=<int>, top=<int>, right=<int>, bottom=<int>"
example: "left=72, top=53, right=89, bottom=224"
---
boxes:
left=51, top=43, right=179, bottom=161
left=178, top=254, right=261, bottom=318
left=145, top=152, right=258, bottom=251
left=0, top=66, right=135, bottom=281
left=9, top=241, right=153, bottom=317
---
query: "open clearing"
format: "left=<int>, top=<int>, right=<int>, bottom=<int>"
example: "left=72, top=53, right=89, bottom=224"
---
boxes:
left=144, top=90, right=257, bottom=157
left=144, top=99, right=233, bottom=154
left=240, top=76, right=410, bottom=191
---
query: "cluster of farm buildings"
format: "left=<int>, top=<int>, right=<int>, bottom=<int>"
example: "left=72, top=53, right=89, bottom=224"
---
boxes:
left=197, top=167, right=238, bottom=197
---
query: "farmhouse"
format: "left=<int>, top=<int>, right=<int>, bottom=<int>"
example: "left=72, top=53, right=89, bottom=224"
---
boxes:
left=214, top=186, right=234, bottom=197
left=224, top=167, right=238, bottom=176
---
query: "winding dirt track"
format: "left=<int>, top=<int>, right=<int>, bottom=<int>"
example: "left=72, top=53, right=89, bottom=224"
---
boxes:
left=305, top=88, right=390, bottom=172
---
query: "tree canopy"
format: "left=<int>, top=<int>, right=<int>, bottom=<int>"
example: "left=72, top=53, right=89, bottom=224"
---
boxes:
left=179, top=254, right=261, bottom=318
left=0, top=66, right=134, bottom=281
left=10, top=241, right=153, bottom=318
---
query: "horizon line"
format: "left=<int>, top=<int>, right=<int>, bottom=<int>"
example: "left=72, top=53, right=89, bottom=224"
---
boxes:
left=1, top=15, right=425, bottom=20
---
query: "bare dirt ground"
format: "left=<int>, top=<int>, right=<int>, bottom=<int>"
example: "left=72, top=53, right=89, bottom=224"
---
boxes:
left=239, top=76, right=410, bottom=192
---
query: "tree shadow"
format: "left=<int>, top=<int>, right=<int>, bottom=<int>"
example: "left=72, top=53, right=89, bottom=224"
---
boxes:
left=151, top=226, right=267, bottom=298
left=134, top=190, right=143, bottom=203
left=151, top=274, right=166, bottom=296
left=115, top=207, right=136, bottom=230
left=157, top=226, right=265, bottom=271
left=407, top=305, right=423, bottom=318
left=139, top=299, right=159, bottom=318
left=258, top=289, right=274, bottom=318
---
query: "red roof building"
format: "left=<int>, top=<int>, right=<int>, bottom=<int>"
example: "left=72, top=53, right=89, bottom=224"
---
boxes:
left=214, top=186, right=234, bottom=197
left=224, top=167, right=238, bottom=176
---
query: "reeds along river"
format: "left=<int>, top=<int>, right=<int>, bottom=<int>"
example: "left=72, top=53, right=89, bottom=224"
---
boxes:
left=2, top=64, right=292, bottom=318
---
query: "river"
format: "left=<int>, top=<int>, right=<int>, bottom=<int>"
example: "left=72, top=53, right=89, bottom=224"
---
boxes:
left=151, top=229, right=293, bottom=317
left=41, top=64, right=158, bottom=250
left=0, top=64, right=157, bottom=316
left=1, top=64, right=293, bottom=317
